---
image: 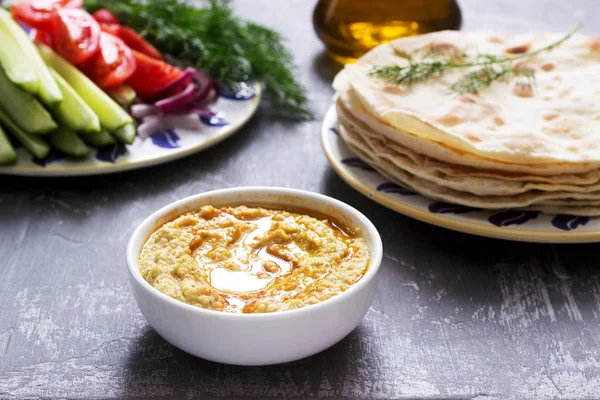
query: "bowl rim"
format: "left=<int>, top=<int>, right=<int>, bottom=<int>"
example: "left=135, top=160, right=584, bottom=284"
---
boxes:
left=126, top=186, right=383, bottom=320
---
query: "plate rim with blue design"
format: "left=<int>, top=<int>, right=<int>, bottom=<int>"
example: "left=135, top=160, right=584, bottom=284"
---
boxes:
left=0, top=82, right=261, bottom=177
left=321, top=105, right=600, bottom=243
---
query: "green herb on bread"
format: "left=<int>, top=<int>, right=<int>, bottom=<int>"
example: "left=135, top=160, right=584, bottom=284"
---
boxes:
left=370, top=24, right=581, bottom=94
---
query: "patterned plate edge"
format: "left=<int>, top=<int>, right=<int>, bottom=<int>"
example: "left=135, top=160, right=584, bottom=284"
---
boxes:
left=320, top=106, right=600, bottom=243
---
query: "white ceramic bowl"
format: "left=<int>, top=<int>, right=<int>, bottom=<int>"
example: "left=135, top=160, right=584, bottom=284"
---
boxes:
left=127, top=187, right=383, bottom=366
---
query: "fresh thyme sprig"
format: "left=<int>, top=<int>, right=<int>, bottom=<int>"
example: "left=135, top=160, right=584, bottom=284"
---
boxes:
left=84, top=0, right=313, bottom=119
left=370, top=24, right=581, bottom=94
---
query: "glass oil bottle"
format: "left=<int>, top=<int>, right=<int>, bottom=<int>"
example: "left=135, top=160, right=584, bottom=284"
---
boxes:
left=313, top=0, right=462, bottom=64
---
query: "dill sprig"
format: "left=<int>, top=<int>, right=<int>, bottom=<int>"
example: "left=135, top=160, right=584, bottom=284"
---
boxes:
left=370, top=24, right=581, bottom=94
left=83, top=0, right=313, bottom=119
left=449, top=63, right=535, bottom=94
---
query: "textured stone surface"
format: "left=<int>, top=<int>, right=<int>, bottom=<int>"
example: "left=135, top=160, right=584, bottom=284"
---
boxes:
left=2, top=0, right=600, bottom=398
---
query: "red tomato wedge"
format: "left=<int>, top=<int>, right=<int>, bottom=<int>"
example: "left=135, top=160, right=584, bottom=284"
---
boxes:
left=79, top=32, right=136, bottom=89
left=11, top=0, right=82, bottom=30
left=92, top=9, right=119, bottom=25
left=127, top=50, right=182, bottom=101
left=99, top=22, right=121, bottom=36
left=50, top=8, right=100, bottom=64
left=32, top=29, right=53, bottom=47
left=118, top=27, right=163, bottom=60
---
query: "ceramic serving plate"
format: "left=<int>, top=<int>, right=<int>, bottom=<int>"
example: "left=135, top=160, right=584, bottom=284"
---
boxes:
left=0, top=83, right=261, bottom=177
left=321, top=106, right=600, bottom=243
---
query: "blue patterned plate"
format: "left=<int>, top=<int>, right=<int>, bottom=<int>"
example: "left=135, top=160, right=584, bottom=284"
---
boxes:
left=0, top=83, right=261, bottom=177
left=321, top=106, right=600, bottom=243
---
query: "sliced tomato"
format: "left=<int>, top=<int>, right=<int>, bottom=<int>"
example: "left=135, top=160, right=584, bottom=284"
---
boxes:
left=118, top=27, right=163, bottom=60
left=32, top=29, right=53, bottom=47
left=11, top=0, right=82, bottom=30
left=79, top=32, right=136, bottom=89
left=92, top=9, right=119, bottom=25
left=99, top=22, right=121, bottom=36
left=127, top=50, right=182, bottom=101
left=50, top=8, right=100, bottom=64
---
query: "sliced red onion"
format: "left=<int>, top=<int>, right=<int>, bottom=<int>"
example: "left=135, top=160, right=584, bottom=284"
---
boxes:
left=196, top=88, right=218, bottom=108
left=193, top=69, right=219, bottom=105
left=192, top=68, right=211, bottom=87
left=150, top=67, right=195, bottom=102
left=137, top=116, right=163, bottom=140
left=134, top=67, right=219, bottom=139
left=152, top=69, right=218, bottom=115
left=137, top=113, right=202, bottom=139
left=155, top=83, right=196, bottom=114
left=130, top=104, right=158, bottom=119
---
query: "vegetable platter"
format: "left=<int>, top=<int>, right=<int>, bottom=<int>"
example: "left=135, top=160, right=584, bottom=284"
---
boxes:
left=0, top=0, right=309, bottom=175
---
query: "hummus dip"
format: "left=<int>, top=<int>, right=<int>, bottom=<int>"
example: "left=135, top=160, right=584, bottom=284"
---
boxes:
left=139, top=205, right=370, bottom=313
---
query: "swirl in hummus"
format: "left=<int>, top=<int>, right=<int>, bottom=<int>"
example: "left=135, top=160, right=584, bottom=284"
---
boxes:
left=139, top=205, right=370, bottom=313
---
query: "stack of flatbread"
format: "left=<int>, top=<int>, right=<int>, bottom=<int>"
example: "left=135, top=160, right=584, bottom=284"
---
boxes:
left=333, top=30, right=600, bottom=216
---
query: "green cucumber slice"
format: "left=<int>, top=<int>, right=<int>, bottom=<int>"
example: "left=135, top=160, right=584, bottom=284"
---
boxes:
left=38, top=44, right=133, bottom=132
left=0, top=9, right=62, bottom=107
left=0, top=19, right=38, bottom=94
left=0, top=123, right=17, bottom=165
left=0, top=65, right=57, bottom=134
left=0, top=107, right=50, bottom=159
left=48, top=126, right=89, bottom=157
left=50, top=68, right=101, bottom=133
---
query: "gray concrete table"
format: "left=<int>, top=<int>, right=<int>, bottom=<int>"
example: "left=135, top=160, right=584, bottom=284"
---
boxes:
left=2, top=1, right=600, bottom=398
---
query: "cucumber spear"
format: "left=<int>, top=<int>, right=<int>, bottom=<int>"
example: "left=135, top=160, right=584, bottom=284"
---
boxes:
left=0, top=9, right=62, bottom=107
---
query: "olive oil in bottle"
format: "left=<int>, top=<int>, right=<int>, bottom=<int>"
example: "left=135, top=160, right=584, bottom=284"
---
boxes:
left=313, top=0, right=462, bottom=64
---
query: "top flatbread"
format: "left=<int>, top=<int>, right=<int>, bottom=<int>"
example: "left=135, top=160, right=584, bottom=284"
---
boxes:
left=334, top=30, right=600, bottom=165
